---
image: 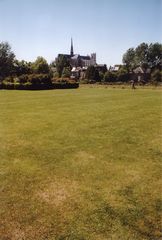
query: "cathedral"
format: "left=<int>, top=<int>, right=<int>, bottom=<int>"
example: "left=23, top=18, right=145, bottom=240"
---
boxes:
left=56, top=39, right=96, bottom=68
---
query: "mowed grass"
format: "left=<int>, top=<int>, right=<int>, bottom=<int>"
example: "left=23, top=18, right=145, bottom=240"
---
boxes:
left=0, top=86, right=162, bottom=240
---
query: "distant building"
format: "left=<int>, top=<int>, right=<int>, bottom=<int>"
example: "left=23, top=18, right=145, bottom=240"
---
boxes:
left=109, top=64, right=121, bottom=72
left=56, top=38, right=97, bottom=68
left=132, top=66, right=151, bottom=83
left=95, top=64, right=107, bottom=73
left=55, top=39, right=108, bottom=80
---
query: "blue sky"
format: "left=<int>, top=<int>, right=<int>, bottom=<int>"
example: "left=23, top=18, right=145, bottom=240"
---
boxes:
left=0, top=0, right=161, bottom=66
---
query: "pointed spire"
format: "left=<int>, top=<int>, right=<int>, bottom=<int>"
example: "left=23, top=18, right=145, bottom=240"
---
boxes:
left=70, top=38, right=74, bottom=56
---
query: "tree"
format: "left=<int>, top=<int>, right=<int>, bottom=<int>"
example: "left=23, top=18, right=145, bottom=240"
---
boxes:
left=14, top=60, right=32, bottom=75
left=148, top=43, right=162, bottom=68
left=94, top=69, right=100, bottom=82
left=99, top=72, right=104, bottom=82
left=117, top=67, right=129, bottom=82
left=85, top=66, right=100, bottom=82
left=85, top=65, right=94, bottom=80
left=32, top=56, right=49, bottom=74
left=151, top=69, right=161, bottom=85
left=122, top=48, right=135, bottom=71
left=135, top=43, right=149, bottom=67
left=0, top=42, right=15, bottom=80
left=123, top=42, right=162, bottom=71
left=62, top=67, right=71, bottom=78
left=104, top=71, right=117, bottom=82
left=55, top=55, right=70, bottom=77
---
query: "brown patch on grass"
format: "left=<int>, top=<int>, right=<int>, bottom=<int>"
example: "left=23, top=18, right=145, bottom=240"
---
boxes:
left=73, top=150, right=96, bottom=167
left=0, top=222, right=25, bottom=240
left=77, top=150, right=95, bottom=159
left=0, top=220, right=58, bottom=240
left=12, top=227, right=25, bottom=240
left=37, top=178, right=78, bottom=207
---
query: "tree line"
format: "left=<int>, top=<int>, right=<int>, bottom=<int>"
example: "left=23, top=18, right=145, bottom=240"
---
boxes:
left=0, top=42, right=50, bottom=79
left=0, top=42, right=72, bottom=81
left=0, top=41, right=161, bottom=88
left=85, top=42, right=161, bottom=84
left=0, top=42, right=78, bottom=89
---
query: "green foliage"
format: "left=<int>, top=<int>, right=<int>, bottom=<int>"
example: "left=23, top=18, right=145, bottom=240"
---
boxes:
left=99, top=71, right=104, bottom=81
left=135, top=42, right=149, bottom=68
left=52, top=71, right=59, bottom=78
left=32, top=56, right=50, bottom=74
left=2, top=74, right=79, bottom=90
left=55, top=55, right=71, bottom=77
left=0, top=41, right=15, bottom=80
left=62, top=67, right=71, bottom=78
left=85, top=66, right=100, bottom=82
left=104, top=71, right=117, bottom=82
left=85, top=65, right=94, bottom=80
left=14, top=60, right=32, bottom=75
left=151, top=69, right=162, bottom=85
left=117, top=67, right=129, bottom=82
left=122, top=48, right=135, bottom=71
left=122, top=42, right=162, bottom=71
left=18, top=74, right=29, bottom=84
left=101, top=64, right=107, bottom=74
left=3, top=74, right=52, bottom=89
left=3, top=75, right=14, bottom=83
left=148, top=43, right=162, bottom=68
left=94, top=69, right=100, bottom=82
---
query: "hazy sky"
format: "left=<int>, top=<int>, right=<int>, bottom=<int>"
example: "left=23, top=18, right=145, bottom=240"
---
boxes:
left=0, top=0, right=161, bottom=66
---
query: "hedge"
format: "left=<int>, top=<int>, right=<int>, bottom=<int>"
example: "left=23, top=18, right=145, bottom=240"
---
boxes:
left=1, top=82, right=79, bottom=90
left=1, top=74, right=79, bottom=90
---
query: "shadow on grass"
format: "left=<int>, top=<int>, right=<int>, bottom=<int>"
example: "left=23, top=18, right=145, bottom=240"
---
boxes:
left=83, top=185, right=161, bottom=240
left=100, top=187, right=161, bottom=239
left=55, top=185, right=162, bottom=240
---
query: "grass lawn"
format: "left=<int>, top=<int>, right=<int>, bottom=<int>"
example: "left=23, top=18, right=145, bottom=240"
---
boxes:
left=0, top=85, right=162, bottom=240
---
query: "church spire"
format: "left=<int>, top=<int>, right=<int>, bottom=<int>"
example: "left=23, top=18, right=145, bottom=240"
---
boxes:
left=70, top=38, right=74, bottom=56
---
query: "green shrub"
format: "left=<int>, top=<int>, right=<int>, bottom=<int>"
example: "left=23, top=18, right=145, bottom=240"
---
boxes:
left=2, top=74, right=79, bottom=90
left=3, top=76, right=14, bottom=83
left=117, top=69, right=129, bottom=82
left=2, top=81, right=15, bottom=89
left=52, top=82, right=79, bottom=89
left=85, top=66, right=100, bottom=82
left=80, top=79, right=89, bottom=84
left=18, top=74, right=29, bottom=84
left=104, top=71, right=117, bottom=82
left=151, top=69, right=162, bottom=85
left=62, top=67, right=71, bottom=78
left=99, top=72, right=104, bottom=82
